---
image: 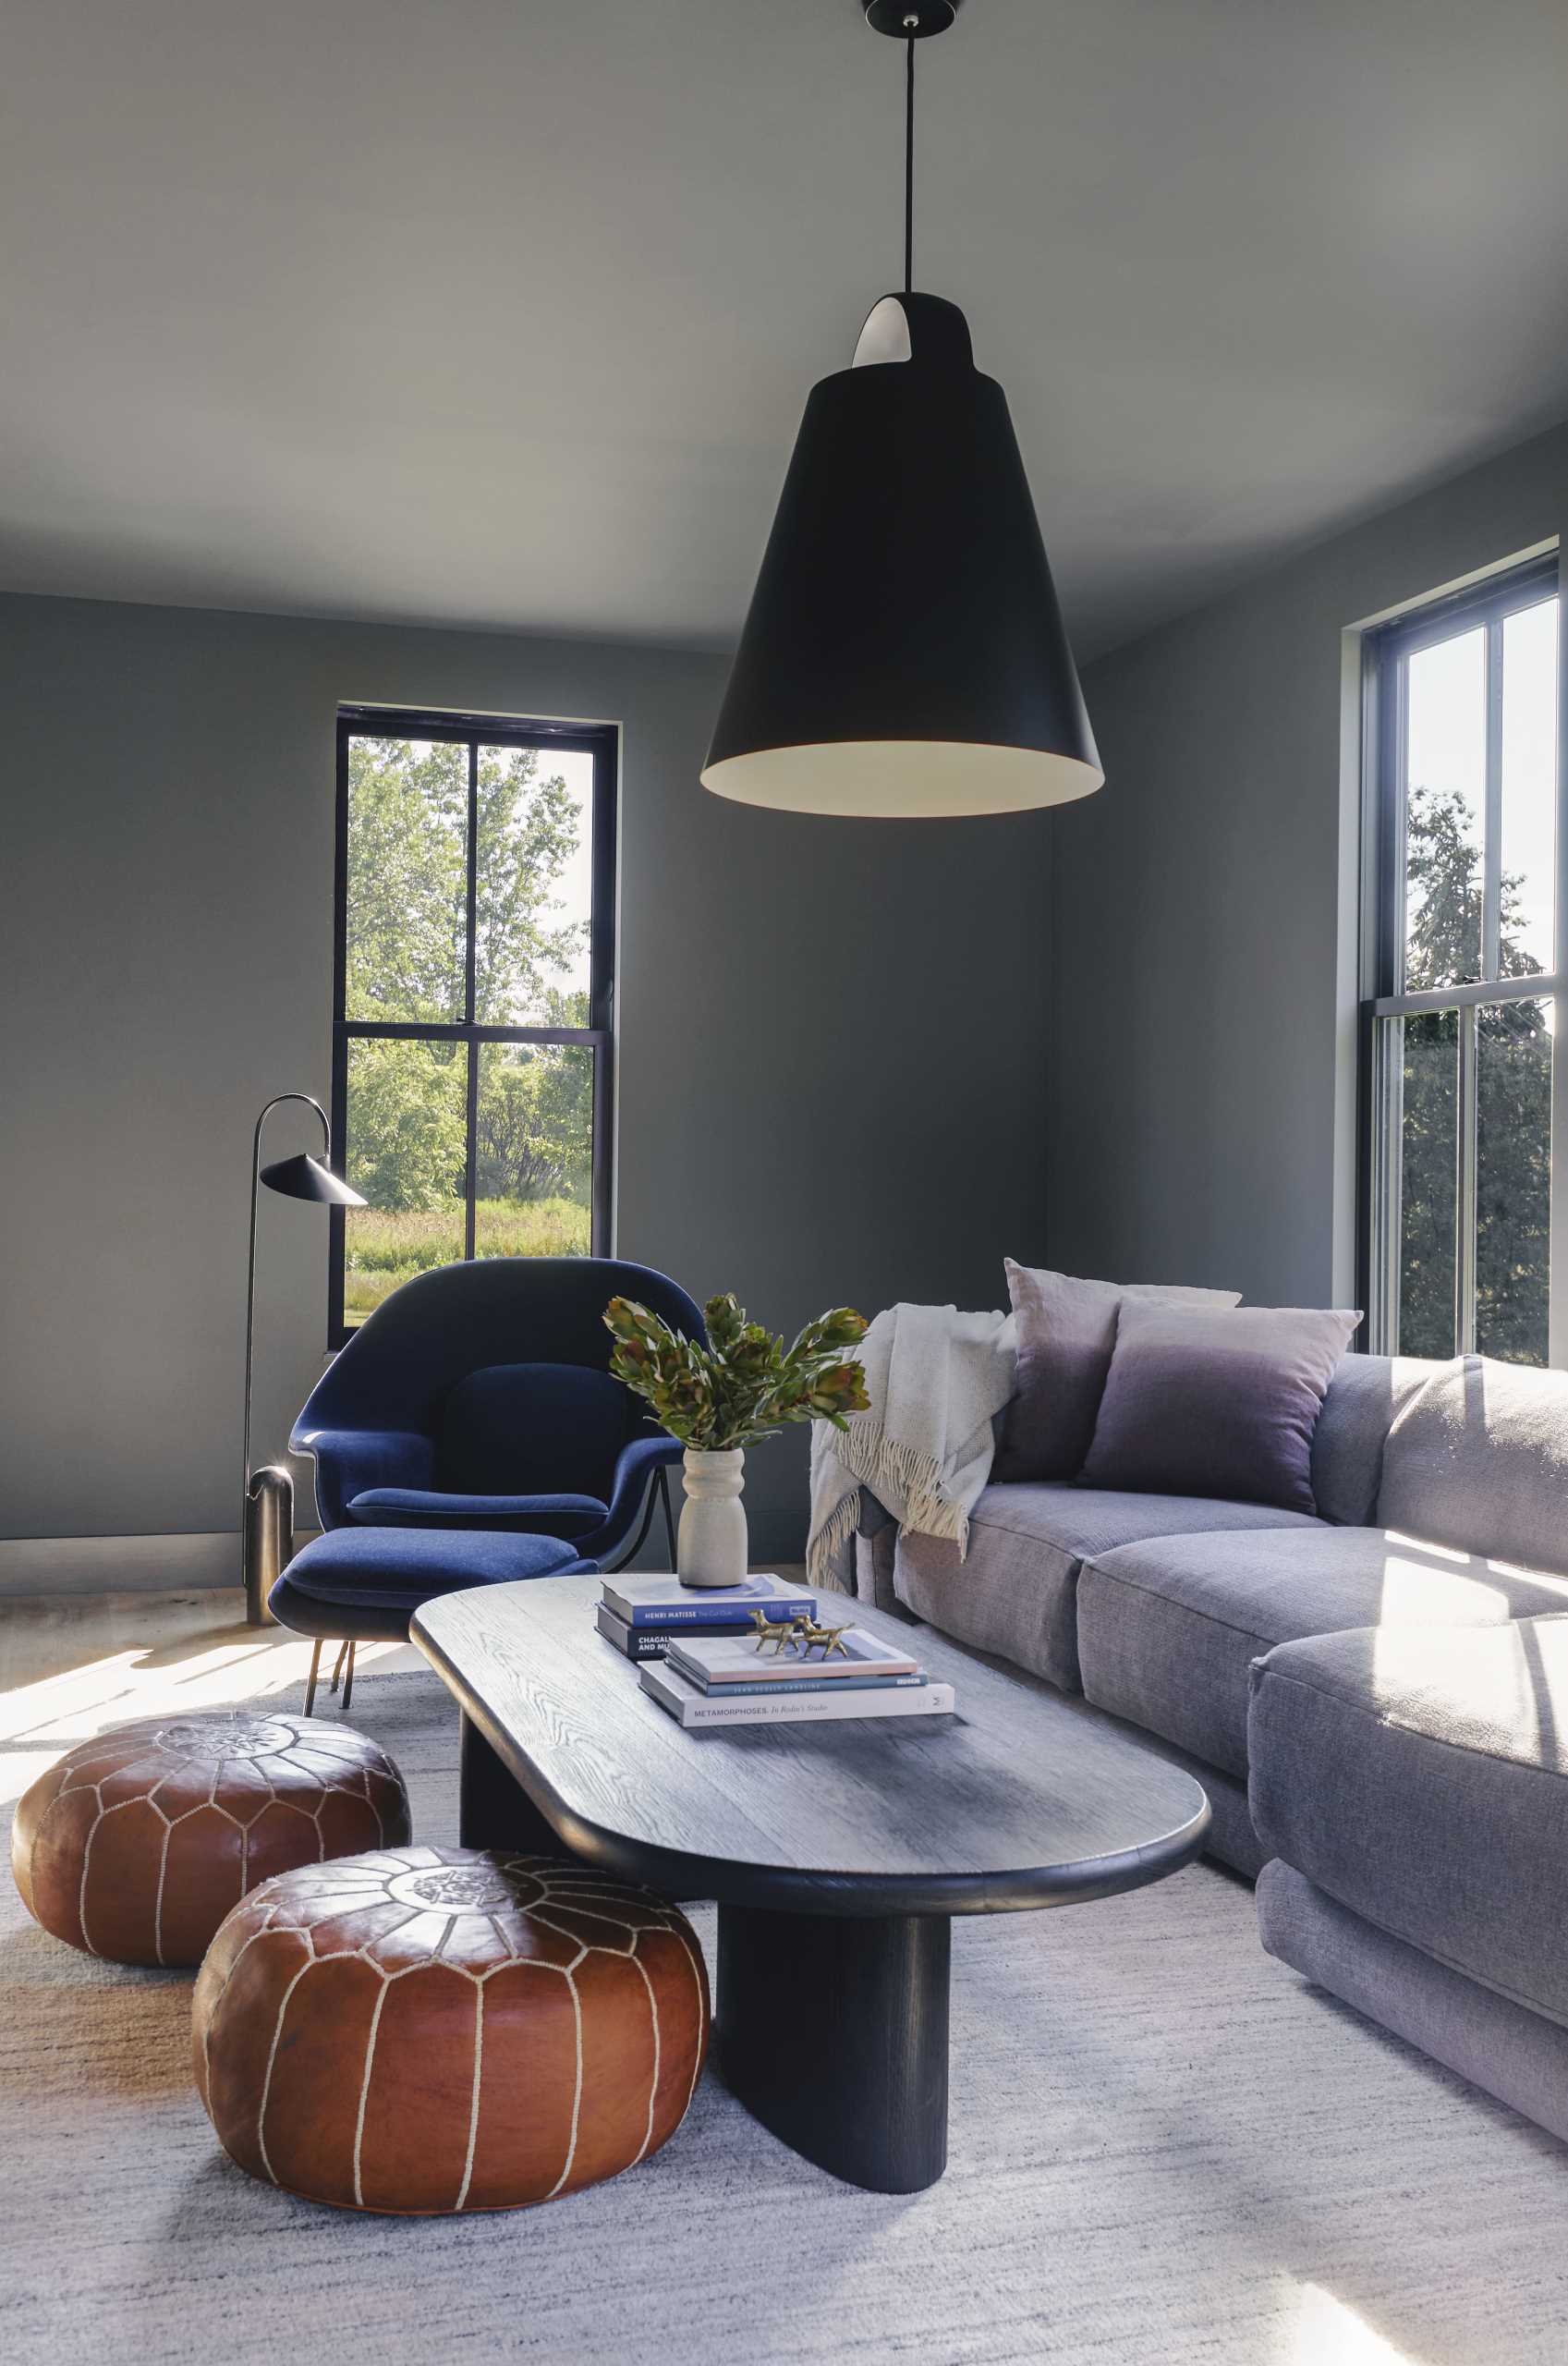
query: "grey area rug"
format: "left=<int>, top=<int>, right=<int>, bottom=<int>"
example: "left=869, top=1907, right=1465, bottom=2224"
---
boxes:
left=5, top=1670, right=1568, bottom=2366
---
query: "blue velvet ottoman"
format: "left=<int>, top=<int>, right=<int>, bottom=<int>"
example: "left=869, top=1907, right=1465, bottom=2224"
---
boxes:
left=271, top=1527, right=599, bottom=1714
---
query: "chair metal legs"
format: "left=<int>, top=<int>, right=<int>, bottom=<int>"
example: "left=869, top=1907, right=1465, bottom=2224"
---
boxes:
left=302, top=1636, right=356, bottom=1717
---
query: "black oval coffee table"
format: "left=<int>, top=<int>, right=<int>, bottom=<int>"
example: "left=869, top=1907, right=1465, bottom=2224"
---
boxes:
left=412, top=1573, right=1209, bottom=2193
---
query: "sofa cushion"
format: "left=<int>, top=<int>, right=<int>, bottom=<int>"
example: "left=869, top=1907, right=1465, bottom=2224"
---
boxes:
left=993, top=1263, right=1240, bottom=1482
left=1310, top=1353, right=1438, bottom=1527
left=348, top=1487, right=608, bottom=1539
left=1249, top=1617, right=1568, bottom=2030
left=893, top=1484, right=1321, bottom=1695
left=1377, top=1354, right=1568, bottom=1577
left=1079, top=1302, right=1362, bottom=1515
left=1076, top=1524, right=1568, bottom=1777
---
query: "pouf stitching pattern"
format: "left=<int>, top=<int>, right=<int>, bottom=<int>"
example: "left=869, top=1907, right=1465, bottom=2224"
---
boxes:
left=194, top=1846, right=710, bottom=2213
left=14, top=1712, right=409, bottom=1965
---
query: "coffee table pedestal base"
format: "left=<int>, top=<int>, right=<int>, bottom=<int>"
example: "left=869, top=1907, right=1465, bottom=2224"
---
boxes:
left=459, top=1714, right=568, bottom=1858
left=717, top=1902, right=951, bottom=2193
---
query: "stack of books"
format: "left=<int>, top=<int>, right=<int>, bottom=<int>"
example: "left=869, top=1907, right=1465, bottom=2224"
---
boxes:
left=595, top=1575, right=956, bottom=1732
left=596, top=1572, right=819, bottom=1661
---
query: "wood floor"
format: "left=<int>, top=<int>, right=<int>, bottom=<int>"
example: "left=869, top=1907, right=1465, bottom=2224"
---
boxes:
left=0, top=1590, right=421, bottom=1813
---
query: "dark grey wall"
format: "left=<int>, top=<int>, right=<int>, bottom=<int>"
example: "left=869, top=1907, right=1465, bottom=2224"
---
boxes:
left=0, top=592, right=1054, bottom=1567
left=1052, top=421, right=1568, bottom=1309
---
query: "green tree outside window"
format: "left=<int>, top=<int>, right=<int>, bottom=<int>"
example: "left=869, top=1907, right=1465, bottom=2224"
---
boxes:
left=1396, top=784, right=1552, bottom=1364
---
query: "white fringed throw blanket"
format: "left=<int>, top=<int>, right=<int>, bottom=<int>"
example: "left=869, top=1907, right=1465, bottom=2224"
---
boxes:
left=807, top=1301, right=1016, bottom=1596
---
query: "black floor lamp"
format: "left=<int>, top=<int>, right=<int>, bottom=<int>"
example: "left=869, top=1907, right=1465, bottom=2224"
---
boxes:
left=244, top=1092, right=365, bottom=1626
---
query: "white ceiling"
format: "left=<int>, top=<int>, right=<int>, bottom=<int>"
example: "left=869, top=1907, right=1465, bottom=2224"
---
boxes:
left=6, top=0, right=1568, bottom=660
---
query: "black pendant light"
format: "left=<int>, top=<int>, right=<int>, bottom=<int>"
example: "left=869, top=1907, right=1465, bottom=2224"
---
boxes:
left=701, top=0, right=1101, bottom=819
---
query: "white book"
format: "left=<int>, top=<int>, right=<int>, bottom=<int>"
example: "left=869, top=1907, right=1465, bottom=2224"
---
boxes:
left=640, top=1661, right=956, bottom=1730
left=667, top=1627, right=919, bottom=1687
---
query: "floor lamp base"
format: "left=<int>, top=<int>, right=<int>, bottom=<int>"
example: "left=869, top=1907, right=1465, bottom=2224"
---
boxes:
left=244, top=1466, right=294, bottom=1627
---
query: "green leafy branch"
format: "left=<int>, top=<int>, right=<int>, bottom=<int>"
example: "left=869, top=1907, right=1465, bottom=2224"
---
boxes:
left=604, top=1293, right=869, bottom=1452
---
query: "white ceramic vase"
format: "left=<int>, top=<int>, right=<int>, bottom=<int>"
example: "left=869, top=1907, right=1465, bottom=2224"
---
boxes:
left=676, top=1447, right=748, bottom=1589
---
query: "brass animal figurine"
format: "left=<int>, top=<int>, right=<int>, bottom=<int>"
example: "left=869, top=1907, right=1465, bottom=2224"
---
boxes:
left=748, top=1612, right=807, bottom=1654
left=748, top=1613, right=853, bottom=1660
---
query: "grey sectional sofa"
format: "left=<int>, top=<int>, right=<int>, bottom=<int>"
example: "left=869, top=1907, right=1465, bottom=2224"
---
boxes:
left=851, top=1350, right=1568, bottom=2146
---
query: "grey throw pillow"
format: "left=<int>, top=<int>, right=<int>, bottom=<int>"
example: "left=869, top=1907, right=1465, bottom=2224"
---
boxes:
left=1078, top=1301, right=1363, bottom=1515
left=994, top=1262, right=1242, bottom=1482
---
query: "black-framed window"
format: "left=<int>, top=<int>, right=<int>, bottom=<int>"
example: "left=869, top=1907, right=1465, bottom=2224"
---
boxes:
left=1362, top=555, right=1562, bottom=1364
left=330, top=705, right=616, bottom=1342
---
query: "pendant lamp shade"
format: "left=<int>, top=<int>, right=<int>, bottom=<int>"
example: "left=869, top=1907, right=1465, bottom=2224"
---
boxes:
left=701, top=294, right=1101, bottom=819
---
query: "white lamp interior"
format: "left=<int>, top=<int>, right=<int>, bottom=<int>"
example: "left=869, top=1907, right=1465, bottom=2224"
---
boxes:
left=699, top=740, right=1104, bottom=819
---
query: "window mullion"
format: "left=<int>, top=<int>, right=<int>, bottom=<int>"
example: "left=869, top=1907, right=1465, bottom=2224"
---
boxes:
left=1372, top=974, right=1565, bottom=1018
left=338, top=1020, right=607, bottom=1044
left=1390, top=656, right=1410, bottom=995
left=1482, top=616, right=1504, bottom=981
left=1369, top=1015, right=1404, bottom=1355
left=1551, top=988, right=1568, bottom=1369
left=1455, top=1005, right=1478, bottom=1355
left=465, top=739, right=480, bottom=1025
left=1551, top=576, right=1568, bottom=1367
left=464, top=740, right=480, bottom=1262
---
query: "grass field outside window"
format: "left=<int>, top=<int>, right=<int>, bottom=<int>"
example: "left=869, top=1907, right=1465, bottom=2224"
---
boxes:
left=343, top=1196, right=591, bottom=1323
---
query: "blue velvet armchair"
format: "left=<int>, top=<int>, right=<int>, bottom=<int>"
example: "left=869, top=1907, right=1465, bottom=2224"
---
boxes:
left=290, top=1257, right=705, bottom=1570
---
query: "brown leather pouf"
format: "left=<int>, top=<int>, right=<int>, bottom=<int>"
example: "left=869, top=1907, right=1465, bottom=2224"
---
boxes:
left=193, top=1845, right=711, bottom=2213
left=12, top=1710, right=411, bottom=1968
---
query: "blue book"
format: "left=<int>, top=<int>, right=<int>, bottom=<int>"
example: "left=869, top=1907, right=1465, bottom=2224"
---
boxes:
left=596, top=1608, right=789, bottom=1665
left=600, top=1573, right=817, bottom=1630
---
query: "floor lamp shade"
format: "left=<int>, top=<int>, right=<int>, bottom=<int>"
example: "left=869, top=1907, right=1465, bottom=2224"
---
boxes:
left=701, top=295, right=1102, bottom=819
left=260, top=1153, right=366, bottom=1207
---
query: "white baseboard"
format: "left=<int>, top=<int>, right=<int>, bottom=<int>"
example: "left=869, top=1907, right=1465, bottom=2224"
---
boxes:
left=0, top=1531, right=322, bottom=1598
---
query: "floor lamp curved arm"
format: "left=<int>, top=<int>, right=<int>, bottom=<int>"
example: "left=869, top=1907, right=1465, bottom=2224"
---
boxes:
left=243, top=1093, right=362, bottom=1624
left=245, top=1092, right=330, bottom=1500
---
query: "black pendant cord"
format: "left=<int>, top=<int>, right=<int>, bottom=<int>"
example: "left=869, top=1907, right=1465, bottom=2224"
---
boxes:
left=904, top=34, right=915, bottom=294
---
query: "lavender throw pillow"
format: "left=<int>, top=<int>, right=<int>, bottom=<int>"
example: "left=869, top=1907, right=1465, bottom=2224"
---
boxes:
left=1078, top=1302, right=1364, bottom=1515
left=993, top=1262, right=1242, bottom=1483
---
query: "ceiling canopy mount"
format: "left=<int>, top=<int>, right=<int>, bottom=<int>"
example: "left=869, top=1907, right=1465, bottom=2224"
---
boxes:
left=862, top=1, right=961, bottom=38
